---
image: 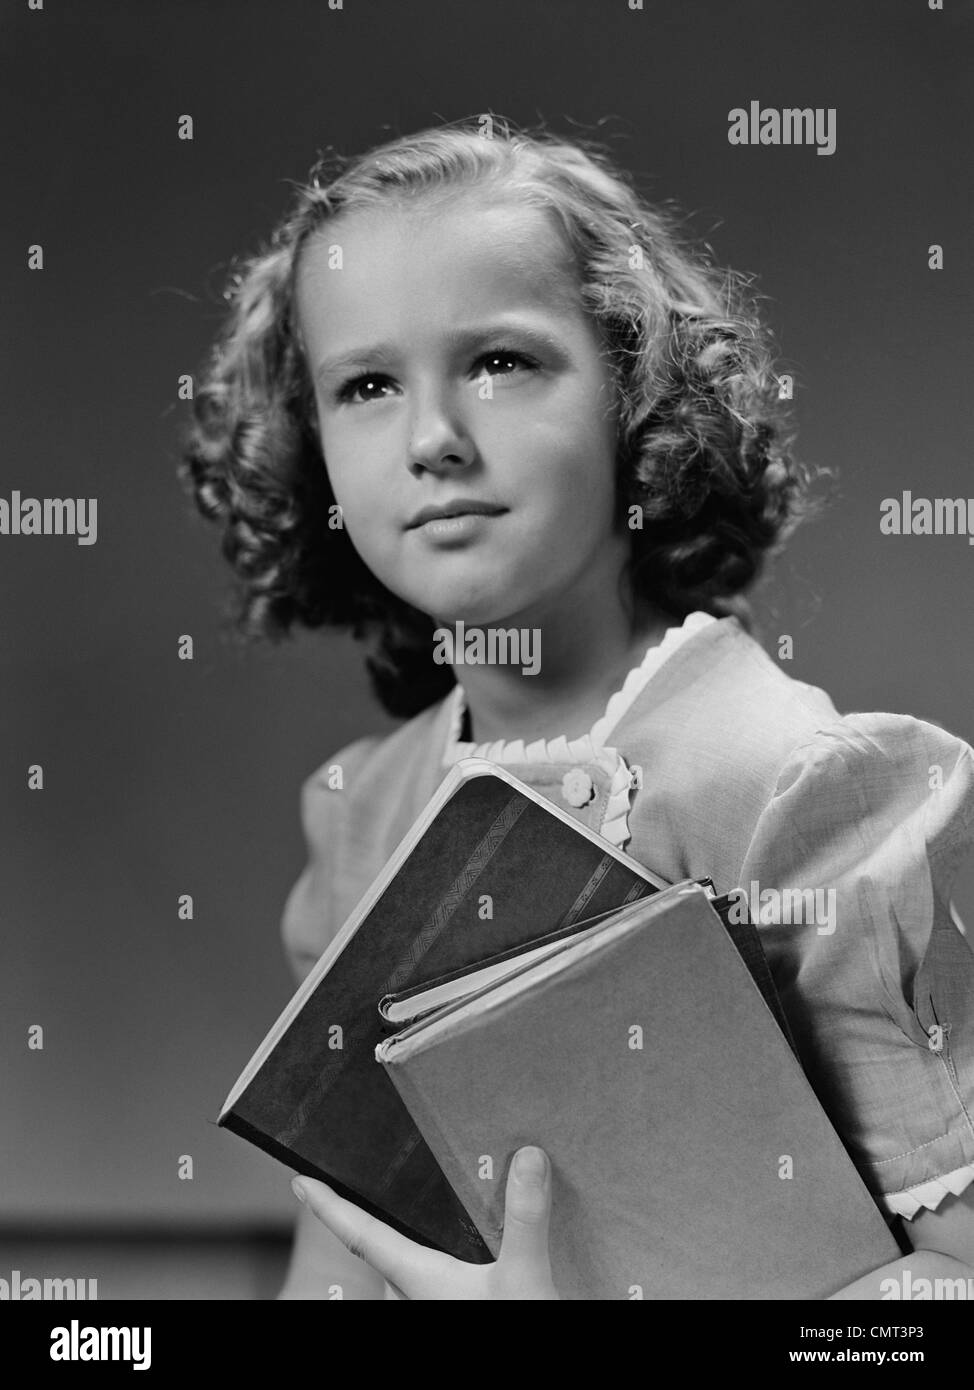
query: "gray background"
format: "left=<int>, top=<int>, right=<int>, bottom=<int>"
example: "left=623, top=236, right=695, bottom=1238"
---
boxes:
left=1, top=0, right=972, bottom=1290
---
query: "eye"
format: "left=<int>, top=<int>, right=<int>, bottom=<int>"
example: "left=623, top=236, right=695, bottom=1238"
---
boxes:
left=334, top=349, right=539, bottom=406
left=473, top=349, right=538, bottom=380
left=336, top=373, right=395, bottom=406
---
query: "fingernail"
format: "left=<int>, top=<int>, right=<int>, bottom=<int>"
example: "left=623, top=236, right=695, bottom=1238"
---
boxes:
left=291, top=1178, right=307, bottom=1203
left=514, top=1146, right=548, bottom=1183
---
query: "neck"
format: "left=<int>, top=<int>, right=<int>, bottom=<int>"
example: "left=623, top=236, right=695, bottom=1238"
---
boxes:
left=443, top=555, right=674, bottom=747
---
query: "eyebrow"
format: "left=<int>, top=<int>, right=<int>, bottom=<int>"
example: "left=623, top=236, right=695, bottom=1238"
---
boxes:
left=312, top=321, right=569, bottom=385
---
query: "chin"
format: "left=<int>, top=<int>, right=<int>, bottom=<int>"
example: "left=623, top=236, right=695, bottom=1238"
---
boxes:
left=426, top=606, right=502, bottom=629
left=403, top=567, right=556, bottom=630
left=401, top=580, right=506, bottom=629
left=420, top=596, right=511, bottom=629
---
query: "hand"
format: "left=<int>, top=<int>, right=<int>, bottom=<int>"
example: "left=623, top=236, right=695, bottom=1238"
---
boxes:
left=291, top=1145, right=560, bottom=1300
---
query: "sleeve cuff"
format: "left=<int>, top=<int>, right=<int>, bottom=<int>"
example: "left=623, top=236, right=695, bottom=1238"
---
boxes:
left=880, top=1160, right=974, bottom=1219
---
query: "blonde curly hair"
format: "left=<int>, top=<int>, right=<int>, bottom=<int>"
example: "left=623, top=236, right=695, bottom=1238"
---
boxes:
left=180, top=115, right=818, bottom=716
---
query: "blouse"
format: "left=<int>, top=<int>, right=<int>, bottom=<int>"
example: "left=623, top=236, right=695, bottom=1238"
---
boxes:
left=280, top=611, right=974, bottom=1222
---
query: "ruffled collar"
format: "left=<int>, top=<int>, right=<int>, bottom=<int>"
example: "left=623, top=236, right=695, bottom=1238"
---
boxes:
left=442, top=610, right=716, bottom=768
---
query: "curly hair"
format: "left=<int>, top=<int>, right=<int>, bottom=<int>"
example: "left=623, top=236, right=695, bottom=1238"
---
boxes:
left=179, top=114, right=820, bottom=718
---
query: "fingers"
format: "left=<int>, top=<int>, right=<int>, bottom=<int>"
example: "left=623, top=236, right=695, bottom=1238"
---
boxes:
left=497, top=1147, right=557, bottom=1296
left=292, top=1176, right=442, bottom=1294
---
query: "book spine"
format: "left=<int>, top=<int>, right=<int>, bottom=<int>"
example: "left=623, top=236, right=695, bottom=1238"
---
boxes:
left=713, top=892, right=801, bottom=1059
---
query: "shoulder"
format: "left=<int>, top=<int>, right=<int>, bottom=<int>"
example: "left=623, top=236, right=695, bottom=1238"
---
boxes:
left=297, top=694, right=455, bottom=852
left=736, top=703, right=974, bottom=909
left=618, top=617, right=842, bottom=798
left=706, top=621, right=974, bottom=795
left=282, top=694, right=456, bottom=981
left=630, top=615, right=973, bottom=803
left=618, top=617, right=974, bottom=888
left=296, top=732, right=386, bottom=856
left=616, top=618, right=839, bottom=858
left=753, top=710, right=974, bottom=849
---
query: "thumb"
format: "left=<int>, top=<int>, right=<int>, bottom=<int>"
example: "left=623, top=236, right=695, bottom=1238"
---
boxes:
left=498, top=1146, right=553, bottom=1276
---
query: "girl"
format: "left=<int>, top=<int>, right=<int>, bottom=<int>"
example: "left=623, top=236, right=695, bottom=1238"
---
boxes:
left=181, top=117, right=974, bottom=1300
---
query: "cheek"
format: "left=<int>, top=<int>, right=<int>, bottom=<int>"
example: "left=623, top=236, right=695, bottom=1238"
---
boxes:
left=528, top=432, right=618, bottom=538
left=318, top=434, right=382, bottom=530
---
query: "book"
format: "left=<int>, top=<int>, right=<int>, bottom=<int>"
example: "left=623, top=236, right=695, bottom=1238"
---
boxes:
left=375, top=880, right=903, bottom=1299
left=219, top=757, right=675, bottom=1261
left=378, top=903, right=638, bottom=1024
left=377, top=888, right=799, bottom=1057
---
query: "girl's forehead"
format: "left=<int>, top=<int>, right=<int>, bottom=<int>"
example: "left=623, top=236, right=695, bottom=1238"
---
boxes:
left=327, top=191, right=557, bottom=244
left=297, top=197, right=579, bottom=315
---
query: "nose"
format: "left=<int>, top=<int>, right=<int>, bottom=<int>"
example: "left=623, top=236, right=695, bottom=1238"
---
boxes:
left=406, top=384, right=477, bottom=476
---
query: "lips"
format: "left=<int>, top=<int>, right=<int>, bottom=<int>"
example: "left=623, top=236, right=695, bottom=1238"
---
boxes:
left=406, top=500, right=507, bottom=529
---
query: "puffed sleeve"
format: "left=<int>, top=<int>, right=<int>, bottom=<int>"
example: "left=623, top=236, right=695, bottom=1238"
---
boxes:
left=737, top=712, right=974, bottom=1219
left=280, top=735, right=382, bottom=984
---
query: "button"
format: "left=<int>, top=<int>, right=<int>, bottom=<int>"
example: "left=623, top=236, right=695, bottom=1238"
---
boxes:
left=561, top=768, right=595, bottom=807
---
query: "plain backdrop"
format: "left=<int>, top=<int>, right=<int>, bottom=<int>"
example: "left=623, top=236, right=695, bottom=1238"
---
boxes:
left=1, top=0, right=972, bottom=1237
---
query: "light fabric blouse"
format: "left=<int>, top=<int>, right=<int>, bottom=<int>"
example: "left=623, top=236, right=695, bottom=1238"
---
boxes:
left=441, top=610, right=716, bottom=846
left=281, top=612, right=974, bottom=1224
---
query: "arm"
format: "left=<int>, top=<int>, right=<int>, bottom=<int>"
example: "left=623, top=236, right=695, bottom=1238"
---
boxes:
left=830, top=1186, right=974, bottom=1298
left=735, top=714, right=974, bottom=1300
left=276, top=744, right=390, bottom=1300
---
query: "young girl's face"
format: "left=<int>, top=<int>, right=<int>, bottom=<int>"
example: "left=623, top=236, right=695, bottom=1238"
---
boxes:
left=295, top=192, right=629, bottom=630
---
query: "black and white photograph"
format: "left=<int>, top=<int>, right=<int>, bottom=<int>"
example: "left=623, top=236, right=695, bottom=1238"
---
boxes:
left=2, top=0, right=973, bottom=1352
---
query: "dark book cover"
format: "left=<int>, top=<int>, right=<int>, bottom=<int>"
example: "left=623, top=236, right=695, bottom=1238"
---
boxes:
left=218, top=758, right=670, bottom=1261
